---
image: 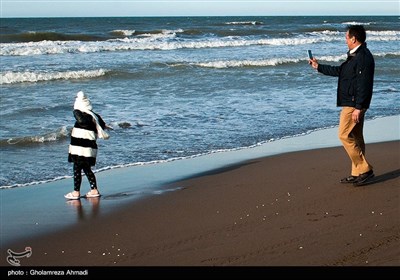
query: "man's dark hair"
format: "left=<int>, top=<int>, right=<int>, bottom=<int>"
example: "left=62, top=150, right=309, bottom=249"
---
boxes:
left=347, top=25, right=366, bottom=43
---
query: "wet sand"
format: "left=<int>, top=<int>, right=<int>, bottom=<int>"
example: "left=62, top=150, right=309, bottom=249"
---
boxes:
left=1, top=141, right=398, bottom=270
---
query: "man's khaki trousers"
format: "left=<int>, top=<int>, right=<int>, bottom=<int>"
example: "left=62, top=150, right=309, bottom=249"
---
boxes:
left=338, top=107, right=373, bottom=176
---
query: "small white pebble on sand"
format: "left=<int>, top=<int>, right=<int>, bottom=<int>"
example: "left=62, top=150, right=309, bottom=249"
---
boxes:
left=380, top=212, right=383, bottom=215
left=103, top=253, right=106, bottom=256
left=256, top=206, right=259, bottom=208
left=299, top=246, right=303, bottom=249
left=88, top=251, right=92, bottom=254
left=371, top=211, right=374, bottom=214
left=246, top=214, right=249, bottom=217
left=307, top=187, right=311, bottom=190
left=275, top=212, right=279, bottom=215
left=216, top=211, right=219, bottom=213
left=263, top=218, right=266, bottom=221
left=61, top=251, right=64, bottom=254
left=366, top=261, right=368, bottom=264
left=287, top=192, right=291, bottom=197
left=359, top=234, right=362, bottom=237
left=262, top=204, right=265, bottom=207
left=44, top=252, right=47, bottom=255
left=287, top=199, right=291, bottom=202
left=118, top=248, right=121, bottom=251
left=275, top=198, right=278, bottom=201
left=115, top=233, right=119, bottom=236
left=35, top=223, right=39, bottom=225
left=325, top=212, right=329, bottom=215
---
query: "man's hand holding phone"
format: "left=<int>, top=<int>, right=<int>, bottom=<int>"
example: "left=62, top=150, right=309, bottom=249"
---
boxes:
left=307, top=50, right=313, bottom=60
left=307, top=50, right=318, bottom=69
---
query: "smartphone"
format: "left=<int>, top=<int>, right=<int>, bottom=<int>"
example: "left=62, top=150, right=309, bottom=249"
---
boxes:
left=307, top=50, right=313, bottom=59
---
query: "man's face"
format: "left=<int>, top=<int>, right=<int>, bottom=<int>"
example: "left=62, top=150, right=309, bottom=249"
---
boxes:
left=345, top=31, right=356, bottom=50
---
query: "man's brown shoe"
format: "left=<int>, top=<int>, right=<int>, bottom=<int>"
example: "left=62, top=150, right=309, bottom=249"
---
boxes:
left=340, top=175, right=358, bottom=184
left=353, top=170, right=374, bottom=186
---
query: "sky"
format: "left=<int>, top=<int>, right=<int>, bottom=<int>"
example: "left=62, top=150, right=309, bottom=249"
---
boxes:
left=0, top=0, right=399, bottom=18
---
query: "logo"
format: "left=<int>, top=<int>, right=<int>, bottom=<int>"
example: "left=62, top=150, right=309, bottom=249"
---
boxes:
left=7, top=247, right=32, bottom=266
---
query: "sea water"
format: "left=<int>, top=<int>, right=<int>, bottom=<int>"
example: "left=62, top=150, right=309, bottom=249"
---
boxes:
left=1, top=16, right=399, bottom=188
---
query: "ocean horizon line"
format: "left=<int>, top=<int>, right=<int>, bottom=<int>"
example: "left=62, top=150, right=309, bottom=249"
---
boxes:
left=2, top=14, right=399, bottom=19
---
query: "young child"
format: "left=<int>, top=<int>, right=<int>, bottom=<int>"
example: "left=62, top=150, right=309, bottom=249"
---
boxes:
left=65, top=91, right=110, bottom=200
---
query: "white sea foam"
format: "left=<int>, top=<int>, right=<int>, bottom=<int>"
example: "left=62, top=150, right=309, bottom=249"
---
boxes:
left=1, top=126, right=70, bottom=146
left=225, top=21, right=263, bottom=25
left=1, top=30, right=398, bottom=56
left=342, top=21, right=374, bottom=26
left=0, top=69, right=107, bottom=84
left=172, top=51, right=400, bottom=69
left=111, top=29, right=136, bottom=36
left=191, top=57, right=301, bottom=68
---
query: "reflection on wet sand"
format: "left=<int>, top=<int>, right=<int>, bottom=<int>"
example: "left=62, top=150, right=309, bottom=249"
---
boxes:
left=66, top=197, right=100, bottom=221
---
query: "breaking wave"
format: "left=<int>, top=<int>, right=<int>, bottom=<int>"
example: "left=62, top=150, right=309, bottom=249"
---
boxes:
left=2, top=30, right=398, bottom=56
left=0, top=69, right=108, bottom=84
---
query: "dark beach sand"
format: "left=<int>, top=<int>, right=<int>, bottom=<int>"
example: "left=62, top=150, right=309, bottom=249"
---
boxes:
left=1, top=141, right=399, bottom=270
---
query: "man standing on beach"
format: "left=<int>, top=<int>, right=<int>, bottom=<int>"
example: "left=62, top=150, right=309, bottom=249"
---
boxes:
left=309, top=25, right=375, bottom=186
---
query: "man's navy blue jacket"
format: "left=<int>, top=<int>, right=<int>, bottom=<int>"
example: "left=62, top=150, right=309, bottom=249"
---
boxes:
left=317, top=43, right=375, bottom=110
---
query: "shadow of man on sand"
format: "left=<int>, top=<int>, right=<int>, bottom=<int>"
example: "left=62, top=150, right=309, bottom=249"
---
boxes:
left=357, top=169, right=400, bottom=187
